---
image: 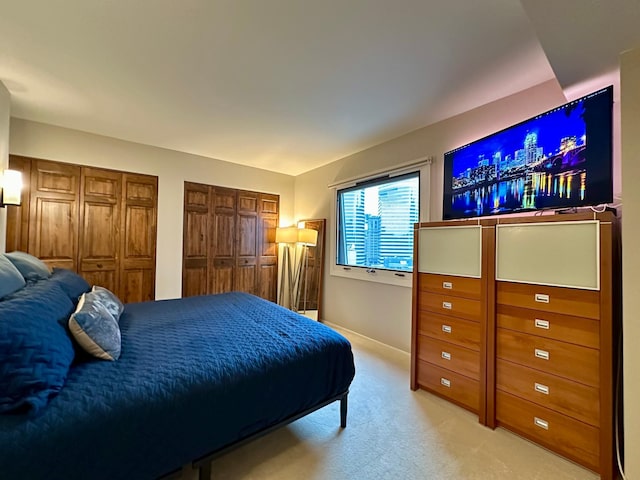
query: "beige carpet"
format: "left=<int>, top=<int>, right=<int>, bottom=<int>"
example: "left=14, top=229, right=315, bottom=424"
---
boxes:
left=182, top=326, right=598, bottom=480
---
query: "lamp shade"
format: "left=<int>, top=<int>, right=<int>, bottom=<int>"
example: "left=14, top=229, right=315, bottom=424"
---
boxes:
left=275, top=226, right=298, bottom=244
left=1, top=169, right=22, bottom=206
left=297, top=228, right=318, bottom=246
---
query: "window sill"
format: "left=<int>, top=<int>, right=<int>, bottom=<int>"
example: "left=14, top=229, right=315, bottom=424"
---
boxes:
left=330, top=265, right=413, bottom=288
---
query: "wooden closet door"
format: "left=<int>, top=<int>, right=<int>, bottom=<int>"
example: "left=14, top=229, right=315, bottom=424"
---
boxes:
left=120, top=174, right=157, bottom=303
left=6, top=155, right=31, bottom=252
left=258, top=193, right=279, bottom=302
left=79, top=168, right=121, bottom=293
left=28, top=160, right=81, bottom=271
left=211, top=188, right=236, bottom=294
left=182, top=182, right=211, bottom=297
left=235, top=190, right=259, bottom=295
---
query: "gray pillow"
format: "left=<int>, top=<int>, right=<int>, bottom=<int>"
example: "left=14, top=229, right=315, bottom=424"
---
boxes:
left=91, top=286, right=124, bottom=322
left=0, top=254, right=26, bottom=298
left=5, top=251, right=51, bottom=281
left=68, top=292, right=121, bottom=361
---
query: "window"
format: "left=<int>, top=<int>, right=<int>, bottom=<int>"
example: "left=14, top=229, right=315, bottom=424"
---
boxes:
left=336, top=171, right=420, bottom=273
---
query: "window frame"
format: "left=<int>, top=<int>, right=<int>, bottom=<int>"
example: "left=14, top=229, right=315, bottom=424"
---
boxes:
left=329, top=158, right=432, bottom=288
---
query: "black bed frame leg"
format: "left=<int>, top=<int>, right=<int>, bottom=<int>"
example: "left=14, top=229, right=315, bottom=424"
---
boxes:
left=199, top=461, right=212, bottom=480
left=340, top=393, right=348, bottom=428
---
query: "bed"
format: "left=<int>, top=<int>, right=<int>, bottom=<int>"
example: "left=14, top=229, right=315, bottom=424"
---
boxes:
left=0, top=268, right=355, bottom=480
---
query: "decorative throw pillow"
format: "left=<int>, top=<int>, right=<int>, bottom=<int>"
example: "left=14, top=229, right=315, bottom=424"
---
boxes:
left=0, top=254, right=26, bottom=298
left=0, top=282, right=75, bottom=415
left=91, top=286, right=124, bottom=322
left=4, top=251, right=51, bottom=281
left=68, top=292, right=121, bottom=361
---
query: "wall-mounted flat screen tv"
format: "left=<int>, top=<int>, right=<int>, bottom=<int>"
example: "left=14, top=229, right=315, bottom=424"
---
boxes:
left=442, top=86, right=613, bottom=220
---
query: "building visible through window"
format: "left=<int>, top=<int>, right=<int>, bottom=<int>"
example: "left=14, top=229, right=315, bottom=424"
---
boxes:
left=337, top=172, right=419, bottom=272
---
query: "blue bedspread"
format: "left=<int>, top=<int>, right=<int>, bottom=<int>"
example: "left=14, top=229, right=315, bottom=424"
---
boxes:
left=0, top=292, right=355, bottom=480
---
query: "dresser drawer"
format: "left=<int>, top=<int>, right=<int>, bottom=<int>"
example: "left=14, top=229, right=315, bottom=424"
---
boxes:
left=497, top=282, right=600, bottom=320
left=419, top=293, right=482, bottom=322
left=497, top=329, right=599, bottom=387
left=496, top=360, right=599, bottom=426
left=417, top=336, right=479, bottom=379
left=416, top=360, right=479, bottom=412
left=418, top=312, right=481, bottom=351
left=496, top=390, right=599, bottom=472
left=419, top=273, right=481, bottom=300
left=497, top=304, right=599, bottom=349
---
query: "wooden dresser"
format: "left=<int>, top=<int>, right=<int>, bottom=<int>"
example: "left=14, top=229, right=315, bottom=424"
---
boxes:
left=411, top=220, right=495, bottom=424
left=411, top=213, right=619, bottom=479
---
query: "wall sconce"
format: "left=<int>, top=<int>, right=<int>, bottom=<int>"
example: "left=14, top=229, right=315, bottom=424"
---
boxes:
left=0, top=169, right=22, bottom=207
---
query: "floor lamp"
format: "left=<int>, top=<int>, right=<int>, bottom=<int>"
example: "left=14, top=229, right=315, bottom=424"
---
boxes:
left=275, top=226, right=298, bottom=309
left=295, top=227, right=318, bottom=314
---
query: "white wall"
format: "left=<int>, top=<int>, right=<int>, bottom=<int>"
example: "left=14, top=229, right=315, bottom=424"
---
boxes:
left=0, top=82, right=10, bottom=253
left=621, top=47, right=640, bottom=480
left=294, top=78, right=626, bottom=352
left=9, top=119, right=296, bottom=299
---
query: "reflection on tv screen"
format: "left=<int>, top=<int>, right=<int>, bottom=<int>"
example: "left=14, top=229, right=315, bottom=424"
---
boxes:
left=442, top=86, right=613, bottom=220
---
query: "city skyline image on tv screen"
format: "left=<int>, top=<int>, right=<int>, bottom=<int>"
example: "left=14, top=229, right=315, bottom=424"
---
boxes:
left=442, top=86, right=613, bottom=220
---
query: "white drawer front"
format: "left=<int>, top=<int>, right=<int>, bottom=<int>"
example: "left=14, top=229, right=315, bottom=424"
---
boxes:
left=418, top=226, right=482, bottom=277
left=496, top=221, right=599, bottom=290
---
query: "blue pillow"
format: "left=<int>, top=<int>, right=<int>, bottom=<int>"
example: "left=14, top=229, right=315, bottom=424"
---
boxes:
left=91, top=286, right=124, bottom=322
left=50, top=268, right=91, bottom=305
left=0, top=255, right=26, bottom=299
left=68, top=292, right=121, bottom=361
left=4, top=251, right=51, bottom=281
left=0, top=282, right=75, bottom=416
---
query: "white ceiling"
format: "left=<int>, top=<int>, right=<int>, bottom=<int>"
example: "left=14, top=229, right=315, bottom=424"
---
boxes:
left=1, top=1, right=639, bottom=176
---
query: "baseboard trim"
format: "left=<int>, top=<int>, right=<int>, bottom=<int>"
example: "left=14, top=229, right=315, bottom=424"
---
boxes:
left=323, top=320, right=410, bottom=357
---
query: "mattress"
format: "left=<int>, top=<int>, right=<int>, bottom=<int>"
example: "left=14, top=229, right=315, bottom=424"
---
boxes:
left=0, top=292, right=355, bottom=480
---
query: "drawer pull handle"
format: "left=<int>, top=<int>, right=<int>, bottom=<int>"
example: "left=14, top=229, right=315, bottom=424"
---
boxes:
left=535, top=349, right=550, bottom=360
left=534, top=383, right=550, bottom=395
left=535, top=293, right=549, bottom=303
left=442, top=301, right=452, bottom=310
left=441, top=351, right=451, bottom=360
left=442, top=324, right=452, bottom=334
left=442, top=281, right=453, bottom=289
left=534, top=417, right=549, bottom=430
left=534, top=319, right=550, bottom=330
left=440, top=378, right=451, bottom=388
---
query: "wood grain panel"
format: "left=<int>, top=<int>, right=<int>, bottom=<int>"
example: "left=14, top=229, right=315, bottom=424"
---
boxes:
left=497, top=281, right=600, bottom=320
left=120, top=174, right=157, bottom=303
left=417, top=336, right=480, bottom=379
left=184, top=267, right=208, bottom=297
left=417, top=312, right=481, bottom=351
left=496, top=359, right=599, bottom=426
left=182, top=182, right=211, bottom=298
left=496, top=390, right=599, bottom=472
left=497, top=328, right=599, bottom=387
left=419, top=273, right=481, bottom=299
left=212, top=261, right=234, bottom=294
left=416, top=361, right=479, bottom=412
left=259, top=263, right=277, bottom=301
left=419, top=293, right=481, bottom=322
left=497, top=304, right=599, bottom=349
